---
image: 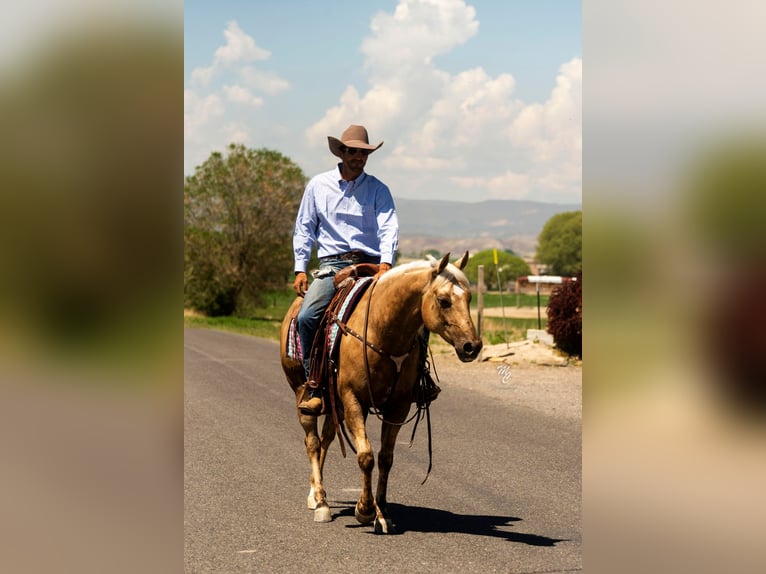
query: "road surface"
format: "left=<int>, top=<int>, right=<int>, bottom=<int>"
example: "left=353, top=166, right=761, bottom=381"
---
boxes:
left=184, top=328, right=581, bottom=573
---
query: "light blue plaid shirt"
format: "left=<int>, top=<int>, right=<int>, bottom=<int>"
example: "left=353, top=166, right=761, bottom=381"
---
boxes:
left=293, top=164, right=399, bottom=273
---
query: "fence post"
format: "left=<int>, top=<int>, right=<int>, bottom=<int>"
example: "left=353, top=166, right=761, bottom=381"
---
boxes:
left=477, top=265, right=484, bottom=341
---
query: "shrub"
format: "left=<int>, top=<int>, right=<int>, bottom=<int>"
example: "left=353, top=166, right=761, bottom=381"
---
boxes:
left=546, top=271, right=582, bottom=357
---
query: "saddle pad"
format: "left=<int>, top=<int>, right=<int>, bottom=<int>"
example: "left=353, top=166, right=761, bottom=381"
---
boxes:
left=326, top=276, right=374, bottom=357
left=286, top=317, right=303, bottom=361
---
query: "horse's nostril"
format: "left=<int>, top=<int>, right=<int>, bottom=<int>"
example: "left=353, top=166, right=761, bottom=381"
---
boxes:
left=462, top=340, right=482, bottom=357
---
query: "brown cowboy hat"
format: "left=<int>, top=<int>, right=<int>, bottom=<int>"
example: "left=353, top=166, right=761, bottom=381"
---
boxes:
left=328, top=124, right=384, bottom=158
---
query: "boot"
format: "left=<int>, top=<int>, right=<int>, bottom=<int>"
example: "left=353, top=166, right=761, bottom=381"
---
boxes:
left=298, top=384, right=323, bottom=415
left=413, top=372, right=441, bottom=405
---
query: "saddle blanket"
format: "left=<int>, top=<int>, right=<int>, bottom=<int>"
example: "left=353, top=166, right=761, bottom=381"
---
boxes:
left=286, top=276, right=374, bottom=362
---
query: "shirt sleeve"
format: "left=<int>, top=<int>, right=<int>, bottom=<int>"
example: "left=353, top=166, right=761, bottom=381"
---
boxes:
left=293, top=183, right=317, bottom=273
left=375, top=185, right=399, bottom=266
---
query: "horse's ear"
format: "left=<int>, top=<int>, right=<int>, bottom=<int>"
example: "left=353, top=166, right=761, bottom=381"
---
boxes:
left=455, top=251, right=469, bottom=270
left=436, top=252, right=451, bottom=275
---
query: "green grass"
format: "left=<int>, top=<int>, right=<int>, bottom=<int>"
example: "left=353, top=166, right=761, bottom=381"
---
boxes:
left=184, top=314, right=283, bottom=339
left=184, top=289, right=296, bottom=340
left=184, top=288, right=548, bottom=344
left=479, top=317, right=546, bottom=346
left=481, top=292, right=549, bottom=308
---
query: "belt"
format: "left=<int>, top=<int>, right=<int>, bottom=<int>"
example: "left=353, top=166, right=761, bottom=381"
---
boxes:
left=319, top=250, right=379, bottom=264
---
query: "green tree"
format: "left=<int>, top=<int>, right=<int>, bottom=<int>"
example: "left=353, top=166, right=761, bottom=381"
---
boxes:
left=536, top=210, right=582, bottom=276
left=462, top=249, right=531, bottom=291
left=184, top=144, right=307, bottom=316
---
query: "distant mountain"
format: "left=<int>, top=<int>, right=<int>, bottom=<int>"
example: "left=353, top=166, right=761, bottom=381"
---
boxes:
left=394, top=198, right=581, bottom=258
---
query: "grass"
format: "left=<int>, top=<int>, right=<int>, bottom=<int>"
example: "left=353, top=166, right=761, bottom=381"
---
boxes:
left=479, top=317, right=546, bottom=346
left=184, top=288, right=549, bottom=344
left=481, top=292, right=549, bottom=308
left=184, top=289, right=296, bottom=340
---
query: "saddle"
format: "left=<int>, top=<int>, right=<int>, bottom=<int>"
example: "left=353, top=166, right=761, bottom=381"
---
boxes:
left=307, top=264, right=379, bottom=391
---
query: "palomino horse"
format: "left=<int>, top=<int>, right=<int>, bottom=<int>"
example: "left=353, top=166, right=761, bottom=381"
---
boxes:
left=279, top=252, right=482, bottom=533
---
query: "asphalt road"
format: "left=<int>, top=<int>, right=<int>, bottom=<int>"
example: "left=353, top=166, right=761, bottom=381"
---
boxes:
left=184, top=328, right=581, bottom=574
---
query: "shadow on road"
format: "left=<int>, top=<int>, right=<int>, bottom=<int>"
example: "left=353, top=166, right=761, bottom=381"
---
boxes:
left=333, top=501, right=565, bottom=545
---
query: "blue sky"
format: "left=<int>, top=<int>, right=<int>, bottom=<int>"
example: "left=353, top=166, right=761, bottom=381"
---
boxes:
left=184, top=0, right=581, bottom=204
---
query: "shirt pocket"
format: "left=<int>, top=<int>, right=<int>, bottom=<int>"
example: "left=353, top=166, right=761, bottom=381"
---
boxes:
left=337, top=195, right=376, bottom=231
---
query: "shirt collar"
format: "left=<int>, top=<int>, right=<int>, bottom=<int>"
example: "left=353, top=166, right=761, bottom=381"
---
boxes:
left=336, top=163, right=366, bottom=187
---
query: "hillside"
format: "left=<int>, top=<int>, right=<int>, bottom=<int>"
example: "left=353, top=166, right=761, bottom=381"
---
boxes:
left=394, top=198, right=581, bottom=258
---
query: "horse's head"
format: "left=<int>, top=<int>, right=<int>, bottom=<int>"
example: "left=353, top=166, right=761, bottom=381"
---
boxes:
left=422, top=252, right=483, bottom=362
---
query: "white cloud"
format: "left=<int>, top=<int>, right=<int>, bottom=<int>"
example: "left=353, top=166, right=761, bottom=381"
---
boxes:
left=239, top=67, right=290, bottom=95
left=306, top=0, right=582, bottom=204
left=452, top=170, right=532, bottom=200
left=184, top=20, right=291, bottom=172
left=222, top=84, right=264, bottom=108
left=509, top=58, right=582, bottom=164
left=362, top=0, right=478, bottom=80
left=190, top=20, right=274, bottom=87
left=184, top=89, right=224, bottom=143
left=215, top=20, right=270, bottom=64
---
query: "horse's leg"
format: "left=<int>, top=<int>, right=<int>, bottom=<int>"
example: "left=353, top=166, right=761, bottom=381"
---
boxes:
left=299, top=411, right=332, bottom=522
left=318, top=413, right=336, bottom=478
left=344, top=401, right=376, bottom=524
left=373, top=419, right=404, bottom=534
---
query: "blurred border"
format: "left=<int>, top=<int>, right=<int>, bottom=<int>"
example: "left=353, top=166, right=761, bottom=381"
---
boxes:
left=0, top=2, right=182, bottom=573
left=585, top=1, right=766, bottom=572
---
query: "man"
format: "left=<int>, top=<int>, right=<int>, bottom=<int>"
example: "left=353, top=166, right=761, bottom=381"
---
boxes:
left=293, top=124, right=399, bottom=415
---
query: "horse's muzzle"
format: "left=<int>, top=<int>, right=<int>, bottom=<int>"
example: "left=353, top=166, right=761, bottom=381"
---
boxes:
left=456, top=339, right=482, bottom=362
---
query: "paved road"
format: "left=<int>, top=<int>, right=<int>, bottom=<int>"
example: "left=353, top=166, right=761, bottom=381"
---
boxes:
left=184, top=328, right=581, bottom=573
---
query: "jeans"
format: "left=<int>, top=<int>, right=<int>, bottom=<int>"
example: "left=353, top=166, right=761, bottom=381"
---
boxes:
left=296, top=259, right=353, bottom=380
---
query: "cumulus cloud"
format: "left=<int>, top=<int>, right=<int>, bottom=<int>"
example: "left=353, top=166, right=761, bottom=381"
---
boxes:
left=222, top=85, right=264, bottom=108
left=361, top=0, right=478, bottom=80
left=184, top=90, right=224, bottom=144
left=239, top=67, right=290, bottom=95
left=184, top=20, right=290, bottom=172
left=452, top=170, right=532, bottom=200
left=307, top=0, right=582, bottom=203
left=190, top=21, right=271, bottom=87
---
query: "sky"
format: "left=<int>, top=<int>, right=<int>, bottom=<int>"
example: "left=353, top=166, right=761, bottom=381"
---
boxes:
left=184, top=0, right=582, bottom=204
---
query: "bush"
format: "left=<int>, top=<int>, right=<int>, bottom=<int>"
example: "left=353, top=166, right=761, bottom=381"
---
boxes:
left=546, top=271, right=582, bottom=357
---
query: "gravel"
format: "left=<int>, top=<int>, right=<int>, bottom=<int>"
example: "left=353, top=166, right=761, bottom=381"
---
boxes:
left=427, top=341, right=582, bottom=421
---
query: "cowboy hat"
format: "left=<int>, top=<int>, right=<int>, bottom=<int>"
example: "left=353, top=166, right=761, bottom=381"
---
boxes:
left=327, top=124, right=383, bottom=158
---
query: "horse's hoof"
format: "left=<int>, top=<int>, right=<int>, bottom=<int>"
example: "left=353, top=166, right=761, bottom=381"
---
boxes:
left=373, top=517, right=396, bottom=534
left=313, top=504, right=332, bottom=523
left=354, top=506, right=375, bottom=524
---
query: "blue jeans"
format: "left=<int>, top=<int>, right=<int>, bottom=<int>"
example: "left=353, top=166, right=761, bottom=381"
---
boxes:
left=296, top=259, right=353, bottom=380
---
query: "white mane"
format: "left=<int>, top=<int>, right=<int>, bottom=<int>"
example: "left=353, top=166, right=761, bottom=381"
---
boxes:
left=376, top=258, right=469, bottom=286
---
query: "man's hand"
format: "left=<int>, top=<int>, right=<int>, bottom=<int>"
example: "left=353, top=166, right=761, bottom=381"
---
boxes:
left=293, top=272, right=308, bottom=296
left=374, top=262, right=392, bottom=280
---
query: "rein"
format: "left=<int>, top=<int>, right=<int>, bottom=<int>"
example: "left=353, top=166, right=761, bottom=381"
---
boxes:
left=356, top=276, right=439, bottom=484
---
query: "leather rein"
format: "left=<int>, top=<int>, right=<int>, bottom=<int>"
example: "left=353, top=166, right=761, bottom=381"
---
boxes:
left=329, top=275, right=437, bottom=484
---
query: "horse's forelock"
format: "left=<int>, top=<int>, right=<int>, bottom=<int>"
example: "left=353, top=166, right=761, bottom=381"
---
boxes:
left=432, top=264, right=470, bottom=291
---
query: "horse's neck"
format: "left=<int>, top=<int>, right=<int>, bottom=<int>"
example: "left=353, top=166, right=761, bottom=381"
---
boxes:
left=364, top=271, right=428, bottom=352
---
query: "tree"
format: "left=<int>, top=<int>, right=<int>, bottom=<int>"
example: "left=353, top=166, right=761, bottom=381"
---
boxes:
left=184, top=144, right=306, bottom=316
left=462, top=249, right=531, bottom=291
left=536, top=210, right=582, bottom=276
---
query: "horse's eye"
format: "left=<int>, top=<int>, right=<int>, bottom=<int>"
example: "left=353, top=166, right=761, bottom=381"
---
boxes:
left=438, top=297, right=451, bottom=309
